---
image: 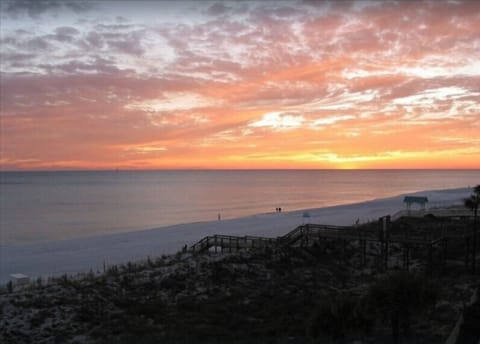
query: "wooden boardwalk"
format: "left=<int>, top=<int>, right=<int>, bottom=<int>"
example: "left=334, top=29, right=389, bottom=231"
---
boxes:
left=189, top=224, right=349, bottom=253
left=188, top=217, right=477, bottom=273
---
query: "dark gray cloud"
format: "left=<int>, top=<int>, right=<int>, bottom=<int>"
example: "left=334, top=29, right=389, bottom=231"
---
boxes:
left=84, top=31, right=105, bottom=49
left=115, top=15, right=129, bottom=23
left=25, top=36, right=52, bottom=51
left=46, top=31, right=78, bottom=43
left=64, top=0, right=94, bottom=13
left=94, top=24, right=136, bottom=31
left=207, top=3, right=231, bottom=16
left=37, top=57, right=121, bottom=75
left=1, top=52, right=36, bottom=62
left=82, top=28, right=146, bottom=56
left=2, top=0, right=95, bottom=18
left=108, top=38, right=144, bottom=56
left=1, top=22, right=149, bottom=76
left=55, top=26, right=80, bottom=36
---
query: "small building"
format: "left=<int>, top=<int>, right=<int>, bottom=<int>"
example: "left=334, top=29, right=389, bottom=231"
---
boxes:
left=403, top=196, right=429, bottom=214
left=10, top=273, right=30, bottom=286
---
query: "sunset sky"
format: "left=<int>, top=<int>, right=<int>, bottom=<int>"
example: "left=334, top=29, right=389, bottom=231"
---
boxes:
left=1, top=0, right=479, bottom=170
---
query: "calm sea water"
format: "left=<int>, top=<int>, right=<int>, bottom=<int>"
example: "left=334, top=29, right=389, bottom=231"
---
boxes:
left=0, top=170, right=478, bottom=245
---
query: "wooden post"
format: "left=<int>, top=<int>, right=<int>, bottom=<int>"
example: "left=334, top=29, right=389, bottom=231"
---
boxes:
left=403, top=244, right=409, bottom=270
left=382, top=216, right=389, bottom=270
left=362, top=239, right=366, bottom=267
left=406, top=244, right=410, bottom=270
left=442, top=238, right=448, bottom=273
left=465, top=237, right=470, bottom=268
left=472, top=220, right=477, bottom=274
left=428, top=243, right=433, bottom=274
left=384, top=241, right=389, bottom=270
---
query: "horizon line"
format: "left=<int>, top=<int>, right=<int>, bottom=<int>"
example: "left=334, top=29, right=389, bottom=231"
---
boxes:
left=2, top=168, right=480, bottom=173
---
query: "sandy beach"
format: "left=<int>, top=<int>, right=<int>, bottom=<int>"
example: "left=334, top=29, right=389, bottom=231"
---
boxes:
left=0, top=187, right=471, bottom=284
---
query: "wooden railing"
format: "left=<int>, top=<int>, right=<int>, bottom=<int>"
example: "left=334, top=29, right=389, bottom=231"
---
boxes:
left=277, top=224, right=352, bottom=246
left=188, top=219, right=474, bottom=254
left=189, top=234, right=276, bottom=253
left=189, top=224, right=352, bottom=253
left=186, top=217, right=477, bottom=275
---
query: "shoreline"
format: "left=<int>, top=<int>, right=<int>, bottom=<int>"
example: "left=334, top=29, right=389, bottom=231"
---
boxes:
left=0, top=187, right=471, bottom=284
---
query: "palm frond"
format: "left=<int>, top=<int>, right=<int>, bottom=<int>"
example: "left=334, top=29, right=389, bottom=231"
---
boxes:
left=473, top=184, right=480, bottom=196
left=464, top=197, right=476, bottom=211
left=464, top=185, right=480, bottom=217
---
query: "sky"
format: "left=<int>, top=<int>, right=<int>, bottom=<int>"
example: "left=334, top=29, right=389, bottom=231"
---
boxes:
left=1, top=0, right=479, bottom=170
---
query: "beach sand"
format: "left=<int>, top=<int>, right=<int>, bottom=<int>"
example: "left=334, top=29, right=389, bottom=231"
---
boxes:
left=0, top=187, right=470, bottom=284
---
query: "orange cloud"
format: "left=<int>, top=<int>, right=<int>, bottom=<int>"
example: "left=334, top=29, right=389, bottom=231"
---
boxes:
left=1, top=0, right=479, bottom=170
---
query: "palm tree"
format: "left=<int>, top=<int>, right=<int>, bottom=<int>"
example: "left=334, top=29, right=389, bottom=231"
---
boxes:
left=464, top=185, right=480, bottom=221
left=464, top=185, right=480, bottom=273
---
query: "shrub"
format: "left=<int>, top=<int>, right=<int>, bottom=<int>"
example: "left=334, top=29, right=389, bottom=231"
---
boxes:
left=367, top=271, right=439, bottom=343
left=307, top=293, right=373, bottom=342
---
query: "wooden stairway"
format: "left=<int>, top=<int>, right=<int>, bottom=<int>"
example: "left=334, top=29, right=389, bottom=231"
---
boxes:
left=188, top=223, right=351, bottom=254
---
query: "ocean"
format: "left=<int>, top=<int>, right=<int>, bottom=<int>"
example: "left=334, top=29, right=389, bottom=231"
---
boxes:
left=0, top=170, right=478, bottom=245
